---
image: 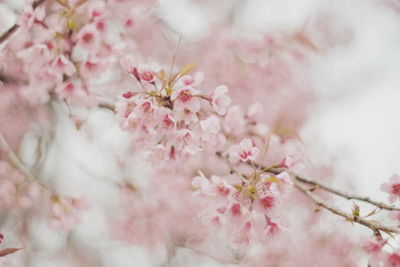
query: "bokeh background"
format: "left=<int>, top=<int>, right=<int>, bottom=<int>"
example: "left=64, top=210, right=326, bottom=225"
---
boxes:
left=1, top=0, right=400, bottom=266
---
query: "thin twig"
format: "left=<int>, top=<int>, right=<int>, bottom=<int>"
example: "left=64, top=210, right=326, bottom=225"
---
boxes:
left=98, top=101, right=115, bottom=112
left=292, top=176, right=399, bottom=234
left=0, top=132, right=50, bottom=194
left=214, top=152, right=400, bottom=234
left=268, top=168, right=400, bottom=212
left=0, top=0, right=47, bottom=44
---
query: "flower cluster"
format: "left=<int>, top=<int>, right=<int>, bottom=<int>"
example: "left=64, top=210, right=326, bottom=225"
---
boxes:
left=191, top=139, right=292, bottom=247
left=115, top=57, right=230, bottom=161
left=3, top=0, right=129, bottom=106
left=381, top=174, right=400, bottom=203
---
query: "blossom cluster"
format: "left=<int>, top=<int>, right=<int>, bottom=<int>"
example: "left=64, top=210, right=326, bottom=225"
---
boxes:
left=2, top=0, right=131, bottom=106
left=115, top=57, right=230, bottom=161
left=192, top=139, right=292, bottom=247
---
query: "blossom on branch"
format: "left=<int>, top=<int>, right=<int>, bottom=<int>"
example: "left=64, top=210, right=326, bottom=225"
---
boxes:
left=381, top=174, right=400, bottom=203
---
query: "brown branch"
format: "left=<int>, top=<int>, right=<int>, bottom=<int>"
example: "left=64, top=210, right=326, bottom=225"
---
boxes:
left=292, top=176, right=399, bottom=234
left=214, top=152, right=400, bottom=234
left=267, top=168, right=400, bottom=212
left=0, top=0, right=47, bottom=44
left=98, top=101, right=115, bottom=112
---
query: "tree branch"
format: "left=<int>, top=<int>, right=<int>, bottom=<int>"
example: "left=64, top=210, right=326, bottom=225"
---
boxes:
left=0, top=131, right=50, bottom=193
left=268, top=168, right=400, bottom=212
left=291, top=175, right=399, bottom=234
left=98, top=101, right=115, bottom=112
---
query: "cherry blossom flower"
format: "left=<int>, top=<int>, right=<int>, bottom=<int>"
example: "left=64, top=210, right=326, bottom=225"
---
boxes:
left=386, top=252, right=400, bottom=267
left=199, top=115, right=221, bottom=142
left=74, top=24, right=101, bottom=53
left=229, top=138, right=259, bottom=162
left=18, top=2, right=46, bottom=29
left=381, top=174, right=400, bottom=203
left=363, top=237, right=386, bottom=265
left=246, top=102, right=263, bottom=121
left=53, top=55, right=76, bottom=75
left=223, top=105, right=246, bottom=137
left=265, top=216, right=282, bottom=236
left=192, top=172, right=233, bottom=198
left=171, top=87, right=202, bottom=112
left=120, top=55, right=136, bottom=75
left=86, top=1, right=106, bottom=20
left=210, top=85, right=231, bottom=115
left=55, top=80, right=92, bottom=106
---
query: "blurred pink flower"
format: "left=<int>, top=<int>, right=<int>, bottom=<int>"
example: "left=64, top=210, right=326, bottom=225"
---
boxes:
left=230, top=138, right=259, bottom=162
left=210, top=85, right=231, bottom=115
left=381, top=174, right=400, bottom=203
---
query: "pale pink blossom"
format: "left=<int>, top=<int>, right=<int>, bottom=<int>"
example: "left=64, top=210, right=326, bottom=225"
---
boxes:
left=381, top=174, right=400, bottom=203
left=75, top=24, right=101, bottom=51
left=52, top=55, right=76, bottom=78
left=86, top=1, right=106, bottom=20
left=246, top=102, right=263, bottom=120
left=18, top=2, right=45, bottom=29
left=265, top=216, right=285, bottom=236
left=120, top=55, right=136, bottom=75
left=362, top=237, right=387, bottom=266
left=199, top=115, right=221, bottom=141
left=157, top=108, right=176, bottom=132
left=173, top=108, right=199, bottom=124
left=171, top=87, right=201, bottom=112
left=176, top=71, right=204, bottom=87
left=55, top=80, right=92, bottom=106
left=223, top=105, right=246, bottom=136
left=192, top=172, right=233, bottom=198
left=389, top=211, right=400, bottom=222
left=386, top=252, right=400, bottom=267
left=230, top=138, right=259, bottom=162
left=210, top=85, right=231, bottom=115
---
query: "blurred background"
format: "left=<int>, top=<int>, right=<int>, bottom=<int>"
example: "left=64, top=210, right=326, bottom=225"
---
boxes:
left=1, top=0, right=400, bottom=266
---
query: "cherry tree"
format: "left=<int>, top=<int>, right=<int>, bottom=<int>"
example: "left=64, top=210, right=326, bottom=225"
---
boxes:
left=0, top=0, right=399, bottom=266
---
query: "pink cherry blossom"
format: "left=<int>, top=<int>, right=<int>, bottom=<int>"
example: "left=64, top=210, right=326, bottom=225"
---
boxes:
left=120, top=55, right=136, bottom=75
left=55, top=80, right=92, bottom=106
left=51, top=55, right=76, bottom=78
left=86, top=1, right=106, bottom=20
left=74, top=24, right=101, bottom=52
left=177, top=71, right=204, bottom=87
left=18, top=2, right=46, bottom=29
left=210, top=85, right=231, bottom=115
left=192, top=172, right=233, bottom=198
left=199, top=115, right=221, bottom=141
left=171, top=87, right=201, bottom=112
left=381, top=174, right=400, bottom=203
left=230, top=138, right=259, bottom=162
left=386, top=252, right=400, bottom=267
left=265, top=216, right=286, bottom=236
